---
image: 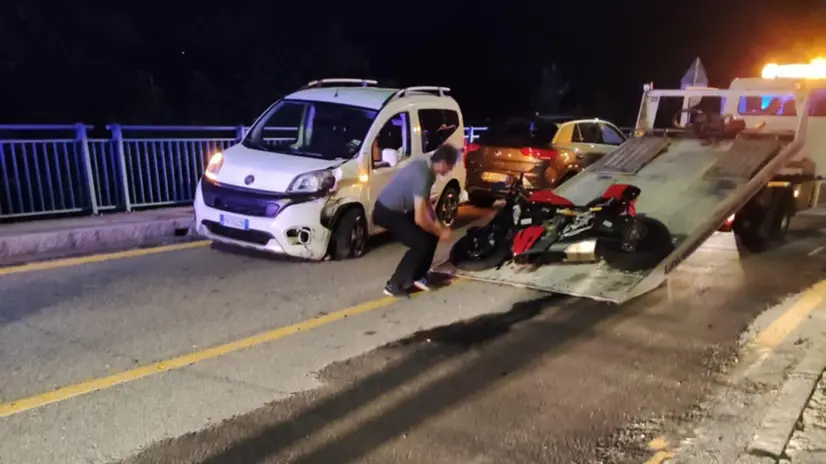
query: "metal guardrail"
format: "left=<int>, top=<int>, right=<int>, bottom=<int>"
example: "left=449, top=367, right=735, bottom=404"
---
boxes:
left=0, top=124, right=491, bottom=220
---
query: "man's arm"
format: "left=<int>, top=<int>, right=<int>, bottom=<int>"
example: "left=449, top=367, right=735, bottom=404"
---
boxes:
left=413, top=195, right=444, bottom=237
left=410, top=171, right=444, bottom=237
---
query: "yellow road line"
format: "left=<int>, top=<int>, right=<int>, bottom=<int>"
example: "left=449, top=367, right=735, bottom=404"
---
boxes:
left=753, top=279, right=826, bottom=349
left=0, top=240, right=212, bottom=276
left=647, top=436, right=669, bottom=451
left=643, top=437, right=673, bottom=463
left=643, top=450, right=674, bottom=464
left=0, top=282, right=458, bottom=418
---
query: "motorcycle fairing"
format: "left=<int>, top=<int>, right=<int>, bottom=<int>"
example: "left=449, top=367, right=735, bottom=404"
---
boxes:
left=602, top=183, right=636, bottom=199
left=600, top=183, right=639, bottom=216
left=527, top=190, right=574, bottom=206
left=512, top=225, right=545, bottom=255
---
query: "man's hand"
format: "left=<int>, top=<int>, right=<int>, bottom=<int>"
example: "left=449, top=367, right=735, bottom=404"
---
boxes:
left=438, top=227, right=451, bottom=241
left=414, top=196, right=446, bottom=238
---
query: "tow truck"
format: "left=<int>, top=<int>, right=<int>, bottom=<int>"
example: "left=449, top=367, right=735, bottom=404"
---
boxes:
left=435, top=58, right=826, bottom=304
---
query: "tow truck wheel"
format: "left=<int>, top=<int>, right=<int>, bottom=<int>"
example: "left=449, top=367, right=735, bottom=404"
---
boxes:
left=733, top=187, right=794, bottom=253
left=330, top=207, right=367, bottom=260
left=775, top=213, right=792, bottom=240
left=770, top=188, right=795, bottom=242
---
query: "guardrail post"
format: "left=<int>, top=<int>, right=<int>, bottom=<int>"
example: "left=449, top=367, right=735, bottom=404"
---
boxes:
left=76, top=123, right=99, bottom=215
left=236, top=125, right=246, bottom=142
left=467, top=127, right=475, bottom=143
left=109, top=123, right=132, bottom=212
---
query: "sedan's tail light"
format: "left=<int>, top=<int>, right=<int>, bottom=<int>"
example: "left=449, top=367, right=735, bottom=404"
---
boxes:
left=463, top=141, right=481, bottom=167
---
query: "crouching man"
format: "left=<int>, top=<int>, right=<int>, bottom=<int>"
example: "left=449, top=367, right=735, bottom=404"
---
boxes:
left=372, top=144, right=459, bottom=296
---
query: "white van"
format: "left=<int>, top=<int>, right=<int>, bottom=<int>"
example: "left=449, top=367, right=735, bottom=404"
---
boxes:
left=193, top=78, right=469, bottom=260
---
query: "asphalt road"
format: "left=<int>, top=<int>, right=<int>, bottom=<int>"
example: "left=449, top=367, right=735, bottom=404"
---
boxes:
left=2, top=207, right=826, bottom=464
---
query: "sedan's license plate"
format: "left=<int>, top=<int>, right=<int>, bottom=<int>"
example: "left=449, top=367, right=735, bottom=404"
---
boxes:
left=220, top=214, right=249, bottom=230
left=482, top=172, right=509, bottom=183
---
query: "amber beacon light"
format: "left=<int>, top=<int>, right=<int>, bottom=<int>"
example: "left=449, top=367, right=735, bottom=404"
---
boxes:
left=761, top=58, right=826, bottom=79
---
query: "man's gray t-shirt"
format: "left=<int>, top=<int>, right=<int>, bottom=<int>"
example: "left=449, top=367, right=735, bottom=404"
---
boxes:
left=377, top=158, right=435, bottom=213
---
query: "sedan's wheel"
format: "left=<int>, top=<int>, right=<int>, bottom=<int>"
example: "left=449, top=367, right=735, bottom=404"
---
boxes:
left=331, top=208, right=367, bottom=260
left=437, top=185, right=461, bottom=227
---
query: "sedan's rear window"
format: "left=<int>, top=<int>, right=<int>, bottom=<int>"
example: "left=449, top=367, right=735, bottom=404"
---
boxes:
left=478, top=120, right=558, bottom=147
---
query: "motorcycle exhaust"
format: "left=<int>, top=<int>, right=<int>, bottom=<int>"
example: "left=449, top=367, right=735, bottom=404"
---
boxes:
left=559, top=239, right=598, bottom=263
left=513, top=239, right=598, bottom=265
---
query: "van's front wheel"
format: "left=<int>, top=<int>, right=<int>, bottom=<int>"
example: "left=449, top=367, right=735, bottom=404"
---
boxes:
left=330, top=208, right=367, bottom=260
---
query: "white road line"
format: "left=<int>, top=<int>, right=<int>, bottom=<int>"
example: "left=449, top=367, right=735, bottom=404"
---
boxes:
left=809, top=246, right=824, bottom=256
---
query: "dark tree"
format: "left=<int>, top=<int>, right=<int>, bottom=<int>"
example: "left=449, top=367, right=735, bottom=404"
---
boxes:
left=0, top=0, right=372, bottom=125
left=532, top=63, right=570, bottom=115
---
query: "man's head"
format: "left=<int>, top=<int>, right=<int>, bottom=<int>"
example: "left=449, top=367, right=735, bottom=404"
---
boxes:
left=430, top=144, right=459, bottom=176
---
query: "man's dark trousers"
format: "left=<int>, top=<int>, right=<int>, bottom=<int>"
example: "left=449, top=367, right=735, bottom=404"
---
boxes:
left=372, top=201, right=439, bottom=288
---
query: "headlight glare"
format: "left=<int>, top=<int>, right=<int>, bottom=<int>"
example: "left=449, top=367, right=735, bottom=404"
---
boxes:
left=287, top=169, right=336, bottom=193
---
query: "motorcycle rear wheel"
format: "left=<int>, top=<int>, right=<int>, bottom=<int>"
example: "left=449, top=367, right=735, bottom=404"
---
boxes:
left=599, top=216, right=674, bottom=272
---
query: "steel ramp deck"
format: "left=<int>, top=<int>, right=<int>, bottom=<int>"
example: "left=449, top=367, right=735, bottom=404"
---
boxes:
left=435, top=134, right=804, bottom=304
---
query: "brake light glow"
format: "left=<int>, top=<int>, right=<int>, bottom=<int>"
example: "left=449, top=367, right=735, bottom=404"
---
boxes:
left=520, top=147, right=558, bottom=160
left=463, top=141, right=480, bottom=167
left=761, top=58, right=826, bottom=79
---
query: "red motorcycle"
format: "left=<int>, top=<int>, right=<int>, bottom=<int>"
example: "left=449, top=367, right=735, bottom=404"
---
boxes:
left=449, top=174, right=674, bottom=272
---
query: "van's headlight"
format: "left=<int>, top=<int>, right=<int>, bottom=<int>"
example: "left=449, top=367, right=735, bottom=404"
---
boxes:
left=204, top=152, right=224, bottom=182
left=287, top=169, right=336, bottom=193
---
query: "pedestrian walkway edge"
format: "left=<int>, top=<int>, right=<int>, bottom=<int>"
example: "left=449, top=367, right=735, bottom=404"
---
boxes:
left=743, top=348, right=826, bottom=462
left=0, top=212, right=195, bottom=266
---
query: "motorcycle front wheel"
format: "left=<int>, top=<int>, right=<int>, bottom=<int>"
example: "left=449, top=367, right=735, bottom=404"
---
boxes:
left=599, top=216, right=674, bottom=272
left=449, top=225, right=514, bottom=272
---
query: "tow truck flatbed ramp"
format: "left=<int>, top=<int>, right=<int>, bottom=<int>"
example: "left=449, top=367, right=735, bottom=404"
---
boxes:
left=436, top=134, right=804, bottom=304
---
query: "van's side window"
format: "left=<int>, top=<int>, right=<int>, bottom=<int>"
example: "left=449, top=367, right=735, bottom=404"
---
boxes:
left=371, top=112, right=411, bottom=169
left=419, top=109, right=460, bottom=152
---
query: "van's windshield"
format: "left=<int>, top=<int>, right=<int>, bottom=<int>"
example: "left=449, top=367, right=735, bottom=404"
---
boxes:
left=243, top=99, right=378, bottom=160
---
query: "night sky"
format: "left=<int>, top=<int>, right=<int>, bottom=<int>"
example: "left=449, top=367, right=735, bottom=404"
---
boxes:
left=1, top=0, right=825, bottom=127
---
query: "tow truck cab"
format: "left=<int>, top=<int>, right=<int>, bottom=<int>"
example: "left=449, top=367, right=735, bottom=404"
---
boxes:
left=635, top=58, right=826, bottom=251
left=727, top=71, right=826, bottom=210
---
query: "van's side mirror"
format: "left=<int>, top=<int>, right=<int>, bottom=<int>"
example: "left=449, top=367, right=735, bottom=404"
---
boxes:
left=381, top=148, right=401, bottom=168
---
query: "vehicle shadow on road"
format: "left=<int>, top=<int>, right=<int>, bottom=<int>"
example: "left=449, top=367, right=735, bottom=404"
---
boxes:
left=0, top=267, right=131, bottom=327
left=130, top=293, right=641, bottom=464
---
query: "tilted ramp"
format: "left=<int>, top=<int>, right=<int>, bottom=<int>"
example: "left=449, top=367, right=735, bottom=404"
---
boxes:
left=435, top=134, right=804, bottom=303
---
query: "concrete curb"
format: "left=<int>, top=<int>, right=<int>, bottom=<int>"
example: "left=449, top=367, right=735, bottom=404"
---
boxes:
left=0, top=214, right=195, bottom=266
left=742, top=347, right=826, bottom=462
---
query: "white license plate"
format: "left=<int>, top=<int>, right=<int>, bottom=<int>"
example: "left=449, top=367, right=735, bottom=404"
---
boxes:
left=482, top=172, right=509, bottom=183
left=219, top=214, right=249, bottom=230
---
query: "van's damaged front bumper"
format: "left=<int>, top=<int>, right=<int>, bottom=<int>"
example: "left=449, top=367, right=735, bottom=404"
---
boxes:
left=193, top=179, right=335, bottom=260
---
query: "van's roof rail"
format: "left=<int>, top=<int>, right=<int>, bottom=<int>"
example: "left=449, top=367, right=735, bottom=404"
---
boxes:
left=302, top=78, right=378, bottom=89
left=393, top=86, right=451, bottom=98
